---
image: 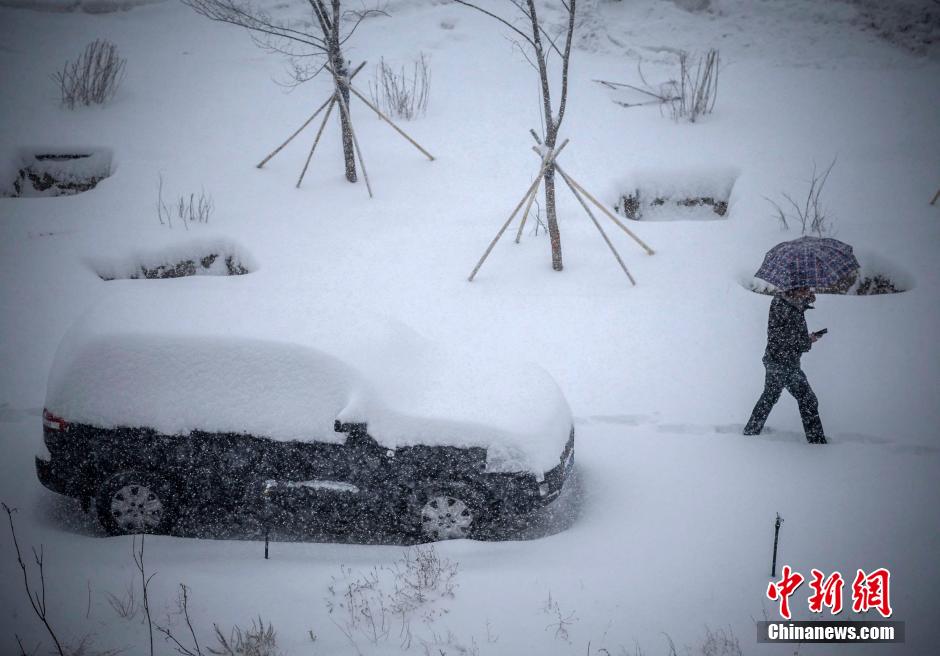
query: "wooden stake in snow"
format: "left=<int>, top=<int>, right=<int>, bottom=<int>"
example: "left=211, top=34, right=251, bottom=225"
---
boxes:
left=345, top=82, right=436, bottom=161
left=255, top=60, right=433, bottom=194
left=527, top=130, right=654, bottom=256
left=514, top=174, right=543, bottom=243
left=296, top=97, right=336, bottom=188
left=771, top=513, right=783, bottom=578
left=257, top=61, right=366, bottom=170
left=331, top=81, right=373, bottom=199
left=548, top=149, right=636, bottom=285
left=467, top=139, right=569, bottom=282
left=562, top=171, right=656, bottom=256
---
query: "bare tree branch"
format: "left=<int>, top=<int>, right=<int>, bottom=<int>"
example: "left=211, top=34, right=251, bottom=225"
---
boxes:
left=3, top=503, right=65, bottom=656
left=555, top=0, right=576, bottom=128
left=451, top=0, right=536, bottom=49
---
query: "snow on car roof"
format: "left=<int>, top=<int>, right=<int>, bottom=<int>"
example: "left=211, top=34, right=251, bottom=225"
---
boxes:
left=45, top=282, right=572, bottom=474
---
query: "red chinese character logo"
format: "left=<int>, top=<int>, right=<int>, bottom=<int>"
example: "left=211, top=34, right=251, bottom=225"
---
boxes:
left=851, top=568, right=893, bottom=617
left=767, top=565, right=805, bottom=619
left=808, top=569, right=844, bottom=614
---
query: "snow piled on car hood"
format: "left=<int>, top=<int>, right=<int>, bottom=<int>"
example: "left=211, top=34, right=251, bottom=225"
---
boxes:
left=45, top=283, right=572, bottom=474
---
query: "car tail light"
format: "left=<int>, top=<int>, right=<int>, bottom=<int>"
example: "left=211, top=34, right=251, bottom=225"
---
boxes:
left=42, top=409, right=69, bottom=432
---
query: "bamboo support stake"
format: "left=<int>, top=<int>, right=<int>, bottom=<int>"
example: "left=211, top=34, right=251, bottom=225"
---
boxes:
left=257, top=96, right=331, bottom=169
left=555, top=158, right=636, bottom=285
left=515, top=129, right=548, bottom=241
left=562, top=170, right=655, bottom=255
left=257, top=62, right=365, bottom=169
left=526, top=129, right=654, bottom=256
left=514, top=176, right=542, bottom=243
left=296, top=96, right=336, bottom=188
left=468, top=139, right=569, bottom=282
left=346, top=83, right=436, bottom=161
left=333, top=86, right=373, bottom=199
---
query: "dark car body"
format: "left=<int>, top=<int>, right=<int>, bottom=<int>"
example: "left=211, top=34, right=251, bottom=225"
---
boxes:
left=37, top=410, right=575, bottom=537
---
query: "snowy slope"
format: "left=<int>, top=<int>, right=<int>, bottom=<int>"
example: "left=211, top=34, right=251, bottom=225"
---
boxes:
left=1, top=0, right=938, bottom=654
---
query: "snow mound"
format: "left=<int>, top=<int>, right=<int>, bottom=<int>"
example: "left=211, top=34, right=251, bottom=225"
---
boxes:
left=4, top=148, right=112, bottom=197
left=91, top=240, right=255, bottom=280
left=614, top=166, right=738, bottom=221
left=46, top=286, right=572, bottom=474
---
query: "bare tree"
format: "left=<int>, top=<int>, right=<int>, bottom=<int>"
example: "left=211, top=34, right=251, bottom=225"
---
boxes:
left=182, top=0, right=384, bottom=183
left=454, top=0, right=577, bottom=271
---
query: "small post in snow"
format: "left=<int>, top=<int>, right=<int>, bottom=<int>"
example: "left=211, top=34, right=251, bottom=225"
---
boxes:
left=262, top=480, right=274, bottom=560
left=771, top=513, right=783, bottom=578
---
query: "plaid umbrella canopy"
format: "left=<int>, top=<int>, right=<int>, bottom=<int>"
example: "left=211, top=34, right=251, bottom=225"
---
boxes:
left=755, top=236, right=860, bottom=291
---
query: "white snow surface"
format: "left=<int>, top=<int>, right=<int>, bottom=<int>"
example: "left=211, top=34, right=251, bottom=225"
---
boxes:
left=1, top=0, right=939, bottom=654
left=46, top=285, right=572, bottom=473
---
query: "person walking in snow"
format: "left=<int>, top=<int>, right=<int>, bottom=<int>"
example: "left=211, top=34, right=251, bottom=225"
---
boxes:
left=744, top=287, right=827, bottom=444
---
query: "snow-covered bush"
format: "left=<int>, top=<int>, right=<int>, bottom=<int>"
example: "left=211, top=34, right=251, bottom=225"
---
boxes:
left=369, top=53, right=431, bottom=120
left=663, top=48, right=719, bottom=123
left=157, top=175, right=214, bottom=229
left=91, top=240, right=254, bottom=280
left=326, top=546, right=458, bottom=650
left=11, top=150, right=112, bottom=197
left=766, top=160, right=836, bottom=236
left=53, top=39, right=126, bottom=109
left=614, top=167, right=737, bottom=221
left=209, top=618, right=281, bottom=656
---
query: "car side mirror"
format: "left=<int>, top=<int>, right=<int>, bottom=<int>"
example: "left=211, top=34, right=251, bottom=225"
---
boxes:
left=334, top=420, right=375, bottom=449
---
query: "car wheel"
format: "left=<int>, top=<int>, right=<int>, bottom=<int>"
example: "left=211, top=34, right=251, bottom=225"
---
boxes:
left=96, top=471, right=175, bottom=536
left=408, top=483, right=484, bottom=542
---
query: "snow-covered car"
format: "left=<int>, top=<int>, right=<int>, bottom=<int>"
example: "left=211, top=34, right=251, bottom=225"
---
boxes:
left=36, top=285, right=574, bottom=541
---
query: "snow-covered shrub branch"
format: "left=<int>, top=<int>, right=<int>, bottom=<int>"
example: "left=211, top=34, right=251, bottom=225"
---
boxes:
left=3, top=502, right=66, bottom=656
left=765, top=159, right=837, bottom=236
left=368, top=53, right=431, bottom=120
left=542, top=590, right=578, bottom=643
left=662, top=48, right=719, bottom=122
left=602, top=49, right=719, bottom=122
left=53, top=39, right=126, bottom=109
left=157, top=175, right=214, bottom=229
left=208, top=618, right=280, bottom=656
left=326, top=546, right=459, bottom=652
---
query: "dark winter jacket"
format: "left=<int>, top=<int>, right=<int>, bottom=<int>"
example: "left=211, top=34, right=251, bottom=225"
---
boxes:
left=762, top=295, right=812, bottom=367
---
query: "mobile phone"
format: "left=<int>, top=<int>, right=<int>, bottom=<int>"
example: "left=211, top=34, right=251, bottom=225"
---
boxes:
left=814, top=328, right=828, bottom=337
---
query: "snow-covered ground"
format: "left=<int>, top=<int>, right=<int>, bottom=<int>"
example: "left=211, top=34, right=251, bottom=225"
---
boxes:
left=1, top=0, right=939, bottom=654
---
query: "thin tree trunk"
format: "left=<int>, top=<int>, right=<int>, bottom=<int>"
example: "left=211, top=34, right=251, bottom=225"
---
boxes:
left=542, top=123, right=563, bottom=271
left=543, top=161, right=563, bottom=271
left=332, top=54, right=357, bottom=183
left=527, top=0, right=563, bottom=271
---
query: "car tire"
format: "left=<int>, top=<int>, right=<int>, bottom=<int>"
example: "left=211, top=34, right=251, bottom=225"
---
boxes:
left=96, top=471, right=176, bottom=536
left=406, top=482, right=485, bottom=542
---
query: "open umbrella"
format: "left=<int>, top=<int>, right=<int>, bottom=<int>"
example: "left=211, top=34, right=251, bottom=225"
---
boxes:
left=755, top=236, right=859, bottom=291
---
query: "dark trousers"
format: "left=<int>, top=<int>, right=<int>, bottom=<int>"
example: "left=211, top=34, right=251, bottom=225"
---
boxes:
left=745, top=363, right=826, bottom=443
